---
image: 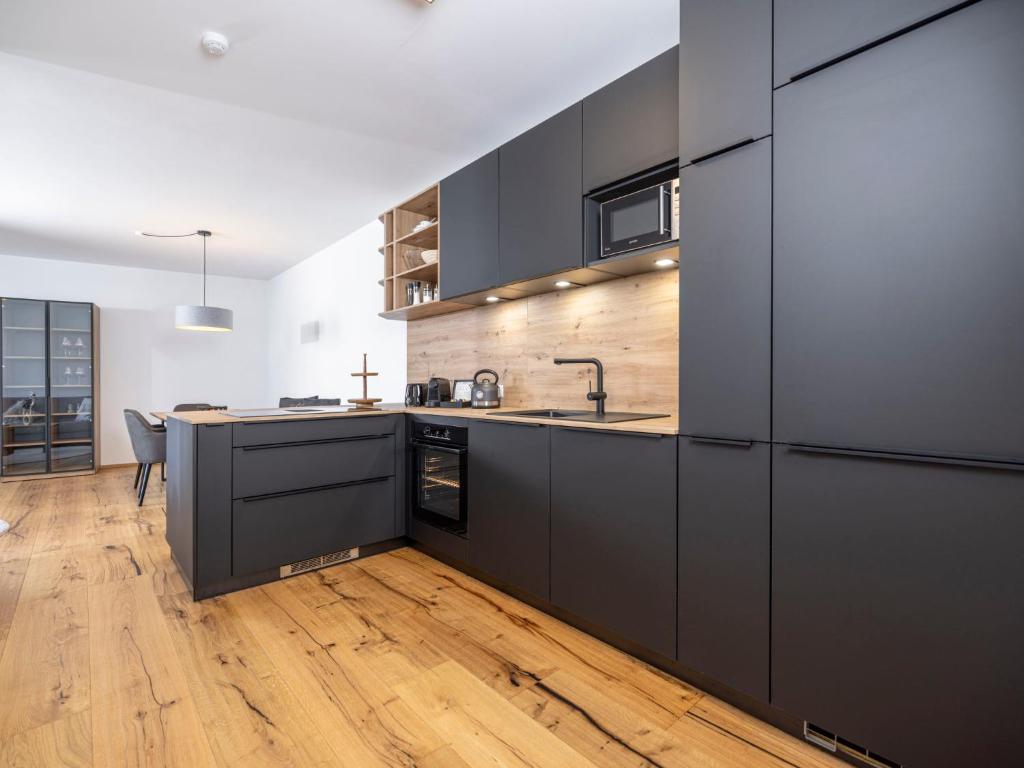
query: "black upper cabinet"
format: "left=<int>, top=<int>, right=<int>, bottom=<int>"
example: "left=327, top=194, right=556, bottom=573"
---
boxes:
left=679, top=138, right=770, bottom=441
left=679, top=0, right=772, bottom=164
left=468, top=421, right=550, bottom=600
left=773, top=0, right=1024, bottom=461
left=774, top=0, right=964, bottom=86
left=678, top=438, right=769, bottom=703
left=439, top=151, right=500, bottom=300
left=550, top=428, right=676, bottom=659
left=499, top=103, right=583, bottom=284
left=772, top=445, right=1024, bottom=768
left=582, top=46, right=678, bottom=193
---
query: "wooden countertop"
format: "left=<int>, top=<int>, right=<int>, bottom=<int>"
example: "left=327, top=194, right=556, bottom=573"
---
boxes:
left=163, top=405, right=679, bottom=435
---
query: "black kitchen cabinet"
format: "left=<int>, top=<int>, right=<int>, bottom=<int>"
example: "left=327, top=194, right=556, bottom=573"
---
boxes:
left=679, top=138, right=770, bottom=441
left=773, top=0, right=1024, bottom=462
left=772, top=445, right=1024, bottom=768
left=582, top=45, right=678, bottom=193
left=550, top=428, right=676, bottom=658
left=679, top=0, right=771, bottom=164
left=468, top=421, right=550, bottom=599
left=677, top=438, right=769, bottom=702
left=774, top=0, right=963, bottom=86
left=499, top=103, right=583, bottom=284
left=439, top=150, right=500, bottom=300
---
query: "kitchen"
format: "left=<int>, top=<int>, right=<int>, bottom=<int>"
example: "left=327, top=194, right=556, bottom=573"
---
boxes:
left=1, top=1, right=1021, bottom=767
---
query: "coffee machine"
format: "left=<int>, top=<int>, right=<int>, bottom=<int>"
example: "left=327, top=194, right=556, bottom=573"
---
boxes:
left=425, top=378, right=451, bottom=407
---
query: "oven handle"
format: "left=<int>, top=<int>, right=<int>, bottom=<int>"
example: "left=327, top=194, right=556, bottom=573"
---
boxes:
left=659, top=184, right=670, bottom=235
left=410, top=440, right=467, bottom=455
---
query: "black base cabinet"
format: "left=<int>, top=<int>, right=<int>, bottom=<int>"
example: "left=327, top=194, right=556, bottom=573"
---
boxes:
left=550, top=428, right=676, bottom=659
left=677, top=438, right=769, bottom=702
left=772, top=445, right=1024, bottom=767
left=468, top=421, right=550, bottom=600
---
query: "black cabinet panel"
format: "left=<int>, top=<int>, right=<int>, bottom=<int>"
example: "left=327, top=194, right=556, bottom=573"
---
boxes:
left=774, top=0, right=962, bottom=86
left=679, top=0, right=771, bottom=163
left=469, top=421, right=550, bottom=599
left=677, top=439, right=769, bottom=702
left=233, top=477, right=396, bottom=576
left=772, top=445, right=1024, bottom=767
left=679, top=138, right=770, bottom=441
left=195, top=424, right=233, bottom=589
left=232, top=435, right=394, bottom=499
left=774, top=0, right=1024, bottom=461
left=583, top=46, right=678, bottom=193
left=439, top=151, right=500, bottom=300
left=551, top=428, right=676, bottom=658
left=499, top=103, right=583, bottom=284
left=233, top=415, right=395, bottom=447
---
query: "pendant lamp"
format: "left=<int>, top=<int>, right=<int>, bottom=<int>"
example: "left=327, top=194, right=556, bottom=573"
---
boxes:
left=141, top=229, right=233, bottom=332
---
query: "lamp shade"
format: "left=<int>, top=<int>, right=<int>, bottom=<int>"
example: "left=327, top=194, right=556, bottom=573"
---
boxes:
left=175, top=304, right=233, bottom=332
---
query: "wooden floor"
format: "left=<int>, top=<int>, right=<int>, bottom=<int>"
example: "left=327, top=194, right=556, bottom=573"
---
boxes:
left=0, top=468, right=845, bottom=768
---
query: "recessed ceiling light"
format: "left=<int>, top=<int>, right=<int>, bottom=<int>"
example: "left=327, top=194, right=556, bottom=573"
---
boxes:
left=485, top=295, right=500, bottom=303
left=554, top=280, right=577, bottom=289
left=654, top=258, right=678, bottom=268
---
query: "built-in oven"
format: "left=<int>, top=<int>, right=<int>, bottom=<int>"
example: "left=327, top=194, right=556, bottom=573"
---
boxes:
left=598, top=177, right=679, bottom=259
left=410, top=421, right=468, bottom=536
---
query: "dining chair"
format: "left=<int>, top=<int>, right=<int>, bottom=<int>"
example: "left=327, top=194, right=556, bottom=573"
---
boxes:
left=279, top=396, right=320, bottom=407
left=123, top=409, right=166, bottom=505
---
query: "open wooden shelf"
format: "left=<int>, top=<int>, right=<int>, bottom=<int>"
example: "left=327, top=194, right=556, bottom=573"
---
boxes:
left=379, top=301, right=470, bottom=321
left=394, top=262, right=439, bottom=282
left=395, top=221, right=439, bottom=250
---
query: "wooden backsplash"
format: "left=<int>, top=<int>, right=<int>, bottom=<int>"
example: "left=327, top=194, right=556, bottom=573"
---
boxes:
left=407, top=270, right=679, bottom=415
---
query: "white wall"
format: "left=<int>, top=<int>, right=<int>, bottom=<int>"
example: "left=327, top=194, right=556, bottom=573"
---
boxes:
left=266, top=220, right=406, bottom=406
left=0, top=253, right=268, bottom=466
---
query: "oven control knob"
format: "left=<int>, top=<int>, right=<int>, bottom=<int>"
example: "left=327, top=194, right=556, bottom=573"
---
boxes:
left=442, top=428, right=451, bottom=440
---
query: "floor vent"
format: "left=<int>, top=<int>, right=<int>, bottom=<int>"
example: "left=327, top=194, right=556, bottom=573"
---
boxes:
left=804, top=723, right=901, bottom=768
left=280, top=547, right=359, bottom=577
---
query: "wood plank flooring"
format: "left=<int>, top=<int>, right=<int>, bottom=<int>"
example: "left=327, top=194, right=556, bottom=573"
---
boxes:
left=0, top=468, right=845, bottom=767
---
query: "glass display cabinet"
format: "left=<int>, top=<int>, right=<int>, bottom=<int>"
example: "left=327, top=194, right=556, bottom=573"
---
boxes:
left=1, top=298, right=98, bottom=480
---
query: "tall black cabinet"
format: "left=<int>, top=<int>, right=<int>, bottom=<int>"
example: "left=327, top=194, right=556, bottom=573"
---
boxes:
left=1, top=298, right=98, bottom=480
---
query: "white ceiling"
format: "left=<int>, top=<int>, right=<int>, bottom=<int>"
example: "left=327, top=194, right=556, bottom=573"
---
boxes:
left=0, top=0, right=678, bottom=279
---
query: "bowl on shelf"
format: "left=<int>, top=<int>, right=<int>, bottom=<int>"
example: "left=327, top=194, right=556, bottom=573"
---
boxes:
left=421, top=249, right=438, bottom=265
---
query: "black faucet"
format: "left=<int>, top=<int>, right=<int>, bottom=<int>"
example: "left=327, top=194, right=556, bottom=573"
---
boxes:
left=554, top=357, right=607, bottom=416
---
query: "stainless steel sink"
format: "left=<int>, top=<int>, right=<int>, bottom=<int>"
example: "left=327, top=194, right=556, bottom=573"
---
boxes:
left=495, top=409, right=669, bottom=424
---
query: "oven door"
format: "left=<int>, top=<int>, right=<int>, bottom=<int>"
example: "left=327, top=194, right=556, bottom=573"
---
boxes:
left=600, top=181, right=674, bottom=257
left=411, top=439, right=467, bottom=535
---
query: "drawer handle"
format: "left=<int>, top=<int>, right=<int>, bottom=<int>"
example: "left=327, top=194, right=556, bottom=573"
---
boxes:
left=690, top=137, right=755, bottom=165
left=241, top=434, right=389, bottom=451
left=787, top=442, right=1024, bottom=472
left=786, top=0, right=980, bottom=83
left=689, top=436, right=755, bottom=448
left=240, top=475, right=392, bottom=503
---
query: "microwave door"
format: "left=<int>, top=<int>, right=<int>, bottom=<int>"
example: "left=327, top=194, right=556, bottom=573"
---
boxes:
left=601, top=184, right=673, bottom=257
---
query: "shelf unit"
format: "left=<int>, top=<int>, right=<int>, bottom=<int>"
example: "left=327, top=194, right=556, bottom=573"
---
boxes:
left=1, top=298, right=100, bottom=481
left=379, top=184, right=469, bottom=321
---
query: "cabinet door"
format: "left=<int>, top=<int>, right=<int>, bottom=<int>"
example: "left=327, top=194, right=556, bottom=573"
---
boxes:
left=679, top=0, right=771, bottom=163
left=772, top=445, right=1024, bottom=768
left=550, top=428, right=676, bottom=658
left=583, top=45, right=678, bottom=193
left=439, top=151, right=500, bottom=300
left=677, top=438, right=768, bottom=702
left=774, top=0, right=1024, bottom=461
left=774, top=0, right=963, bottom=86
left=499, top=103, right=583, bottom=284
left=679, top=138, right=770, bottom=441
left=469, top=421, right=549, bottom=599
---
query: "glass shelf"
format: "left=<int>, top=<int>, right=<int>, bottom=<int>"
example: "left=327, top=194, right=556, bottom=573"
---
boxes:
left=2, top=298, right=95, bottom=477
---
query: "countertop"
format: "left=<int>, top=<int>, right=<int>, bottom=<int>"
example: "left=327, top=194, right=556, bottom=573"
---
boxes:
left=165, top=404, right=679, bottom=435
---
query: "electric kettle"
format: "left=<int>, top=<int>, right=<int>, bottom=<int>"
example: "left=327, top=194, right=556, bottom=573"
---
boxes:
left=470, top=369, right=501, bottom=408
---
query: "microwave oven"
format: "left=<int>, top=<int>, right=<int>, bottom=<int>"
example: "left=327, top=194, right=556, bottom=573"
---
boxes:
left=599, top=178, right=679, bottom=259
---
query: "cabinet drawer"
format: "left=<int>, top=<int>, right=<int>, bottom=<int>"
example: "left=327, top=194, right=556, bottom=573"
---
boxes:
left=232, top=477, right=396, bottom=575
left=232, top=415, right=396, bottom=447
left=232, top=435, right=394, bottom=499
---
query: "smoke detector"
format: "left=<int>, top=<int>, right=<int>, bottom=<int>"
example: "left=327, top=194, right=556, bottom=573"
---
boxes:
left=201, top=31, right=230, bottom=56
